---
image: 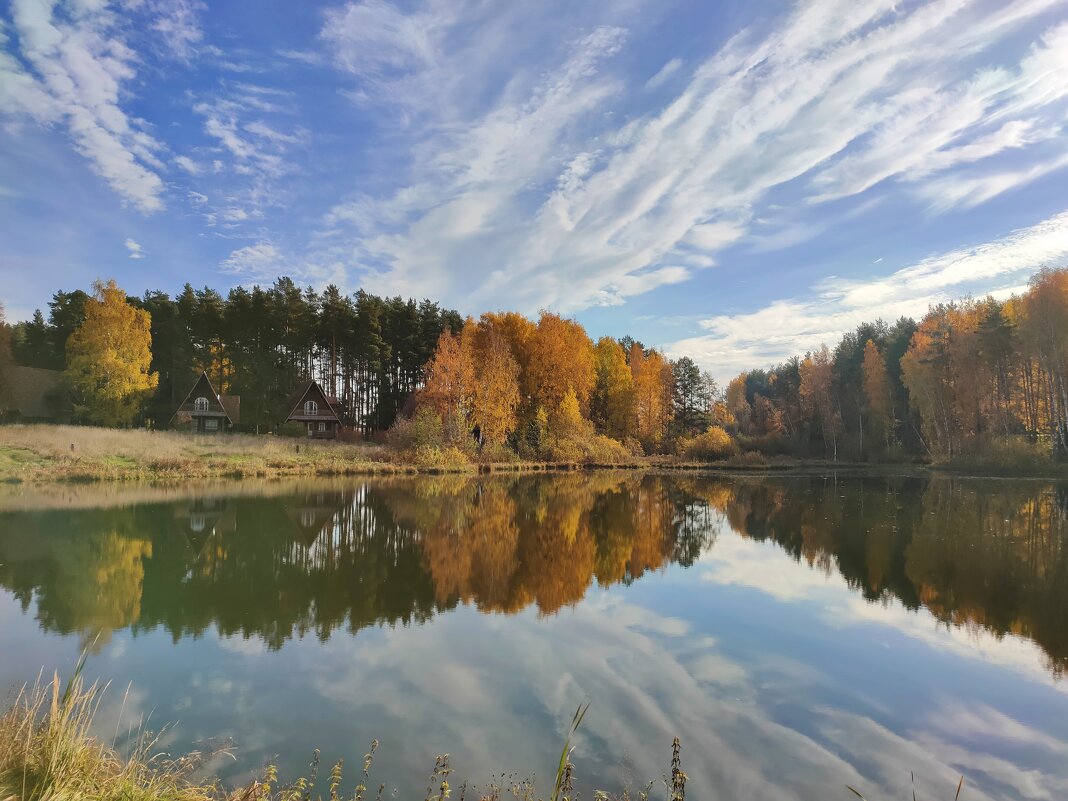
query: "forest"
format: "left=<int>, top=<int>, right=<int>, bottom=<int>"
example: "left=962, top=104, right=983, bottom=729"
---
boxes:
left=1, top=266, right=1066, bottom=466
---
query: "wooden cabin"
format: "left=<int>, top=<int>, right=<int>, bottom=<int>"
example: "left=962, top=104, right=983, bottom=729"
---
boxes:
left=169, top=372, right=240, bottom=433
left=283, top=380, right=342, bottom=439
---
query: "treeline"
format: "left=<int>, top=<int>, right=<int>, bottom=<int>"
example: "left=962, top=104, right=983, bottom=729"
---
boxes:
left=2, top=280, right=717, bottom=451
left=4, top=266, right=1066, bottom=463
left=4, top=279, right=462, bottom=432
left=409, top=311, right=715, bottom=461
left=720, top=267, right=1068, bottom=463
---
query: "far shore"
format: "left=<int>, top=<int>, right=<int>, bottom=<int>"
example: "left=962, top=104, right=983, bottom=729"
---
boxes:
left=0, top=424, right=1064, bottom=485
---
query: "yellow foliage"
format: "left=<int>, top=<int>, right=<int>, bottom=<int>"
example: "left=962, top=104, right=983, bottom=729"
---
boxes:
left=66, top=279, right=158, bottom=426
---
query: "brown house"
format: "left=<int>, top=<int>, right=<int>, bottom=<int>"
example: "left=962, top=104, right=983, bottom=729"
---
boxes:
left=169, top=372, right=240, bottom=433
left=0, top=366, right=71, bottom=423
left=283, top=380, right=342, bottom=439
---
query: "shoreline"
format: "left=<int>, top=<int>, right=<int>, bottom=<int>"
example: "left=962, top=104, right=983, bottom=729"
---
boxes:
left=1, top=424, right=1064, bottom=486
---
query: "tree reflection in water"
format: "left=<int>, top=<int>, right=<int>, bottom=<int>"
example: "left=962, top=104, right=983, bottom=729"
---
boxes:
left=0, top=473, right=1065, bottom=675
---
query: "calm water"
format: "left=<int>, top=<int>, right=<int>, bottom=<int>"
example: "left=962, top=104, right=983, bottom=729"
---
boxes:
left=2, top=473, right=1067, bottom=800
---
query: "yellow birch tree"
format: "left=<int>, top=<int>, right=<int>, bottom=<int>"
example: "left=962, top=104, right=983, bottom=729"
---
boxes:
left=66, top=279, right=158, bottom=426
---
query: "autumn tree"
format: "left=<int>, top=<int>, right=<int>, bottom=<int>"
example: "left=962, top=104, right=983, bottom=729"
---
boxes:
left=421, top=328, right=473, bottom=420
left=862, top=340, right=894, bottom=452
left=1021, top=269, right=1068, bottom=458
left=591, top=337, right=634, bottom=440
left=66, top=279, right=158, bottom=426
left=725, top=373, right=752, bottom=434
left=630, top=344, right=673, bottom=453
left=465, top=317, right=522, bottom=446
left=800, top=344, right=840, bottom=459
left=526, top=311, right=595, bottom=429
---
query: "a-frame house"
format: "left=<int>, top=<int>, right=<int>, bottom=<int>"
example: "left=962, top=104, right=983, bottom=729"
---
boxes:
left=283, top=380, right=342, bottom=439
left=169, top=371, right=240, bottom=433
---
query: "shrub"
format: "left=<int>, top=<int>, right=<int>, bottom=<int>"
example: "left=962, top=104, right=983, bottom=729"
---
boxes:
left=729, top=449, right=769, bottom=467
left=950, top=436, right=1053, bottom=473
left=735, top=431, right=791, bottom=455
left=388, top=407, right=445, bottom=451
left=477, top=441, right=521, bottom=464
left=677, top=426, right=736, bottom=461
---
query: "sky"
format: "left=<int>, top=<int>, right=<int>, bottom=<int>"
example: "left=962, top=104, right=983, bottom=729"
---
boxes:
left=2, top=0, right=1068, bottom=381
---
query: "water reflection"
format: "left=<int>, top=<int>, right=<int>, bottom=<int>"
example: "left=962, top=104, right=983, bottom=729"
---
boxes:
left=0, top=473, right=1065, bottom=676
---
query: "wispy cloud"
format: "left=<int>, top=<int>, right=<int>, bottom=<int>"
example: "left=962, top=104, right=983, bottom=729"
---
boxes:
left=645, top=57, right=682, bottom=90
left=666, top=210, right=1068, bottom=379
left=144, top=0, right=206, bottom=61
left=315, top=0, right=1068, bottom=314
left=221, top=241, right=283, bottom=280
left=1, top=0, right=168, bottom=212
left=124, top=238, right=145, bottom=259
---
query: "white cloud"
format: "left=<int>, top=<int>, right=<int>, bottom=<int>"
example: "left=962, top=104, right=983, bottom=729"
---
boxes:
left=667, top=210, right=1068, bottom=379
left=645, top=57, right=681, bottom=90
left=144, top=0, right=205, bottom=61
left=124, top=237, right=145, bottom=258
left=316, top=0, right=1068, bottom=314
left=1, top=0, right=168, bottom=212
left=174, top=155, right=203, bottom=175
left=221, top=241, right=283, bottom=279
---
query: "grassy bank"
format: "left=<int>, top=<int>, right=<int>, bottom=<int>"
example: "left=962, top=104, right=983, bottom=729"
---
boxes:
left=0, top=672, right=686, bottom=801
left=1, top=424, right=1061, bottom=485
left=0, top=424, right=652, bottom=484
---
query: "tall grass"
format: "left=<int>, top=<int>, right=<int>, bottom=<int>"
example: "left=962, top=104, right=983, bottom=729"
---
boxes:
left=2, top=666, right=969, bottom=801
left=0, top=672, right=688, bottom=801
left=0, top=656, right=221, bottom=801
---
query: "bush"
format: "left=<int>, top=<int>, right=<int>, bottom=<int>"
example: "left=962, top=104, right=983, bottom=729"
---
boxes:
left=949, top=436, right=1053, bottom=473
left=728, top=449, right=769, bottom=467
left=677, top=425, right=736, bottom=461
left=408, top=444, right=471, bottom=470
left=735, top=431, right=791, bottom=455
left=477, top=441, right=521, bottom=464
left=540, top=432, right=632, bottom=465
left=388, top=407, right=445, bottom=451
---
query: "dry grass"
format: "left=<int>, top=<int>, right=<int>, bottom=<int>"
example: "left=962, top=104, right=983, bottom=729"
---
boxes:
left=0, top=666, right=222, bottom=801
left=0, top=669, right=687, bottom=801
left=0, top=425, right=655, bottom=484
left=0, top=425, right=417, bottom=483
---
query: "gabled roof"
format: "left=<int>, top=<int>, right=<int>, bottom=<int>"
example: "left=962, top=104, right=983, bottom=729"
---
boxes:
left=282, top=379, right=342, bottom=423
left=219, top=394, right=241, bottom=425
left=169, top=371, right=232, bottom=425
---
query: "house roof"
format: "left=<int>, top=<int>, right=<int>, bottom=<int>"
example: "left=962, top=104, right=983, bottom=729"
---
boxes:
left=219, top=394, right=241, bottom=425
left=169, top=371, right=233, bottom=426
left=0, top=366, right=66, bottom=419
left=282, top=379, right=342, bottom=423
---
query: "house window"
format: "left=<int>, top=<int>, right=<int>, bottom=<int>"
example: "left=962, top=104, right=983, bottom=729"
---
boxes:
left=204, top=418, right=219, bottom=430
left=304, top=400, right=318, bottom=415
left=194, top=397, right=209, bottom=412
left=318, top=421, right=327, bottom=432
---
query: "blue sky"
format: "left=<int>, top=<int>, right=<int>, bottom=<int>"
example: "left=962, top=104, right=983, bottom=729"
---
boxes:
left=2, top=0, right=1068, bottom=379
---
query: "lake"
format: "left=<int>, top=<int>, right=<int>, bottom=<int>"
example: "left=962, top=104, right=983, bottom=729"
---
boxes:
left=1, top=472, right=1067, bottom=800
